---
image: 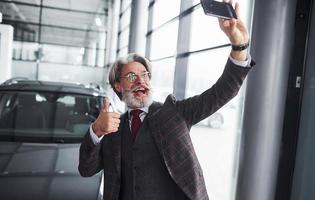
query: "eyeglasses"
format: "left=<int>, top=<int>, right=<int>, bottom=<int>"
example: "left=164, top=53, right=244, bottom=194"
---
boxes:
left=120, top=72, right=151, bottom=83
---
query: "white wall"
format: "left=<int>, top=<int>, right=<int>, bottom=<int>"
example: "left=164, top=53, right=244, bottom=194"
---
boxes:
left=0, top=24, right=13, bottom=83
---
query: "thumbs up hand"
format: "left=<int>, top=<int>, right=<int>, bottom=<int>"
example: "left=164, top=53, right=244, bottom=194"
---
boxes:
left=92, top=97, right=121, bottom=137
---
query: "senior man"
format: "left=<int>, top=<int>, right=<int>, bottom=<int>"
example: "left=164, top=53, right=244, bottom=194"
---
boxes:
left=79, top=1, right=255, bottom=199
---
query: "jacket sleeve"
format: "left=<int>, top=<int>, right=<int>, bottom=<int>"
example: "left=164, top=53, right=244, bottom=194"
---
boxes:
left=167, top=58, right=255, bottom=128
left=78, top=131, right=103, bottom=177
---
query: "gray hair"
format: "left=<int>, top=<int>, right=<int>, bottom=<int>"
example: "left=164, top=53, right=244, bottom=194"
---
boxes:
left=109, top=53, right=152, bottom=99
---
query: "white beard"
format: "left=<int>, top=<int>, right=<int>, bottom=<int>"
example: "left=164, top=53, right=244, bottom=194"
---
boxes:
left=121, top=88, right=153, bottom=108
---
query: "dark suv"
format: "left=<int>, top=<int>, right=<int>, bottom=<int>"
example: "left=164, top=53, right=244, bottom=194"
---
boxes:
left=0, top=78, right=113, bottom=200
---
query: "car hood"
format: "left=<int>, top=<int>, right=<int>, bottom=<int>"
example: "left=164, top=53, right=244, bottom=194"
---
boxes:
left=0, top=142, right=102, bottom=200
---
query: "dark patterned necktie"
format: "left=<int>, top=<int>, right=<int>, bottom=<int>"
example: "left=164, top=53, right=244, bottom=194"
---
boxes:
left=130, top=109, right=143, bottom=143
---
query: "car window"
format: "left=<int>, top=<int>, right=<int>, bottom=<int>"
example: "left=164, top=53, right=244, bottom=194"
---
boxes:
left=0, top=91, right=103, bottom=143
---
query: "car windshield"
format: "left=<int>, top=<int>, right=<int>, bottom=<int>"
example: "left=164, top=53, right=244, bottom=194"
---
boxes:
left=0, top=91, right=102, bottom=143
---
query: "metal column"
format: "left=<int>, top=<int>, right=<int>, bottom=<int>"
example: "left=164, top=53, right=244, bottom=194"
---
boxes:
left=105, top=0, right=121, bottom=65
left=128, top=0, right=148, bottom=55
left=236, top=0, right=298, bottom=200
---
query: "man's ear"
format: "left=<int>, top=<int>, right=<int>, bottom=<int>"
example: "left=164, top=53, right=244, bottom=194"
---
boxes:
left=114, top=82, right=121, bottom=92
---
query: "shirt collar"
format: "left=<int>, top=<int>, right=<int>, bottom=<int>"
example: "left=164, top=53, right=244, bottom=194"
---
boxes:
left=127, top=107, right=149, bottom=118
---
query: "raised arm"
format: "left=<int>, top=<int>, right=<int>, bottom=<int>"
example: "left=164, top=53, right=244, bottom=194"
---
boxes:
left=170, top=0, right=254, bottom=127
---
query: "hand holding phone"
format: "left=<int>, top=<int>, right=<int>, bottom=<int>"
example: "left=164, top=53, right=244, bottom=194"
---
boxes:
left=200, top=0, right=237, bottom=19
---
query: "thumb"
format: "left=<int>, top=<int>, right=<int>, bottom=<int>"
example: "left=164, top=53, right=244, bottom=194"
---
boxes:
left=102, top=97, right=110, bottom=112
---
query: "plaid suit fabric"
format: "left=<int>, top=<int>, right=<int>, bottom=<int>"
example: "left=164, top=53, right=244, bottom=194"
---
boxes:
left=78, top=58, right=254, bottom=200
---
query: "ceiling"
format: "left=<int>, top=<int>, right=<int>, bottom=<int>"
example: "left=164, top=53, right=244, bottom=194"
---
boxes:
left=0, top=0, right=109, bottom=48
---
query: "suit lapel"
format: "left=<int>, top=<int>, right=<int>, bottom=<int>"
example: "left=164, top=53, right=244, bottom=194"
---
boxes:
left=146, top=102, right=163, bottom=154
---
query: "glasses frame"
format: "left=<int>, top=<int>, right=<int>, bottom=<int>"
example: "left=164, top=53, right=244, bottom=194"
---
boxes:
left=120, top=71, right=151, bottom=83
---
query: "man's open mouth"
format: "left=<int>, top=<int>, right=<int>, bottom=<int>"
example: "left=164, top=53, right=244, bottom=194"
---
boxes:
left=132, top=87, right=149, bottom=96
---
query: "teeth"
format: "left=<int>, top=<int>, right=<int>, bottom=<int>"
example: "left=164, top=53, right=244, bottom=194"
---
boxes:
left=135, top=88, right=145, bottom=92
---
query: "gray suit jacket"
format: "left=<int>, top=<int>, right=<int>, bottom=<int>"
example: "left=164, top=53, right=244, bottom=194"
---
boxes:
left=79, top=59, right=254, bottom=200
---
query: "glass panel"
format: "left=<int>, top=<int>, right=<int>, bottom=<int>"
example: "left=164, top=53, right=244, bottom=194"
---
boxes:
left=41, top=44, right=85, bottom=65
left=120, top=7, right=131, bottom=29
left=193, top=0, right=201, bottom=6
left=186, top=48, right=230, bottom=94
left=118, top=4, right=131, bottom=56
left=151, top=58, right=176, bottom=102
left=121, top=0, right=132, bottom=12
left=0, top=3, right=40, bottom=42
left=152, top=0, right=181, bottom=28
left=38, top=63, right=105, bottom=85
left=41, top=27, right=81, bottom=47
left=43, top=0, right=107, bottom=13
left=0, top=3, right=40, bottom=23
left=117, top=46, right=128, bottom=58
left=13, top=41, right=39, bottom=61
left=42, top=8, right=105, bottom=30
left=12, top=60, right=37, bottom=79
left=119, top=28, right=130, bottom=49
left=1, top=0, right=107, bottom=66
left=40, top=26, right=104, bottom=50
left=150, top=20, right=179, bottom=60
left=11, top=24, right=39, bottom=43
left=190, top=7, right=230, bottom=51
left=9, top=0, right=39, bottom=3
left=187, top=47, right=243, bottom=200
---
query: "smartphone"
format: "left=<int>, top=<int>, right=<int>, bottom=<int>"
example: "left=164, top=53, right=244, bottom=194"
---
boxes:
left=200, top=0, right=237, bottom=19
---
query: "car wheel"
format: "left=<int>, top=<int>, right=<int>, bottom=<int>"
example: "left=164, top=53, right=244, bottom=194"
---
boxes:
left=208, top=113, right=224, bottom=128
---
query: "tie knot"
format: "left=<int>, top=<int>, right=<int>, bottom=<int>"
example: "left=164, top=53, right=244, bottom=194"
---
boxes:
left=131, top=109, right=142, bottom=117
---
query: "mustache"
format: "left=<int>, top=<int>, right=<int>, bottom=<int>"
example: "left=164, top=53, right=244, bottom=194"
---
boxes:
left=129, top=85, right=151, bottom=92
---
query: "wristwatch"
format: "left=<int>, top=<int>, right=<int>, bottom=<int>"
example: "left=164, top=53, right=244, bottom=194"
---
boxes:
left=232, top=41, right=249, bottom=51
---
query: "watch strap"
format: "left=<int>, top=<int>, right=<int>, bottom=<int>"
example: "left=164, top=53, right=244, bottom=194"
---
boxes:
left=232, top=42, right=249, bottom=51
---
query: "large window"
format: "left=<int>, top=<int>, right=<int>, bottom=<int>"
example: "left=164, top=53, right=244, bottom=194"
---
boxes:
left=0, top=0, right=108, bottom=67
left=186, top=47, right=230, bottom=94
left=150, top=21, right=179, bottom=60
left=151, top=58, right=176, bottom=102
left=152, top=0, right=181, bottom=29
